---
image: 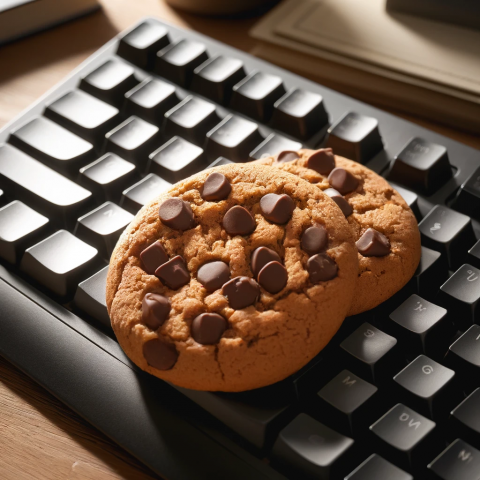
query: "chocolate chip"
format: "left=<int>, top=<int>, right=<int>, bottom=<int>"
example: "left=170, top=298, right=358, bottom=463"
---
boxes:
left=191, top=313, right=227, bottom=345
left=202, top=173, right=231, bottom=201
left=197, top=261, right=230, bottom=292
left=307, top=253, right=338, bottom=283
left=324, top=188, right=353, bottom=217
left=257, top=261, right=288, bottom=294
left=159, top=198, right=195, bottom=231
left=328, top=168, right=359, bottom=195
left=223, top=206, right=256, bottom=236
left=307, top=148, right=335, bottom=175
left=155, top=255, right=190, bottom=290
left=260, top=193, right=295, bottom=224
left=251, top=246, right=281, bottom=276
left=222, top=276, right=260, bottom=309
left=140, top=241, right=168, bottom=274
left=276, top=150, right=300, bottom=163
left=301, top=225, right=328, bottom=255
left=142, top=293, right=171, bottom=330
left=356, top=228, right=390, bottom=257
left=143, top=338, right=178, bottom=370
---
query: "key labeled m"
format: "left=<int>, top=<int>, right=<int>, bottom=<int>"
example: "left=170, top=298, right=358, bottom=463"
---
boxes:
left=342, top=376, right=356, bottom=387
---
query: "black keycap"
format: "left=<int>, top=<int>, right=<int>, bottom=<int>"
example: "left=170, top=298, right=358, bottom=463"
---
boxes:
left=231, top=72, right=286, bottom=122
left=418, top=205, right=475, bottom=269
left=445, top=325, right=480, bottom=393
left=80, top=59, right=138, bottom=106
left=249, top=133, right=302, bottom=161
left=123, top=77, right=178, bottom=125
left=388, top=138, right=452, bottom=195
left=340, top=323, right=398, bottom=384
left=325, top=112, right=383, bottom=164
left=453, top=166, right=480, bottom=220
left=74, top=266, right=110, bottom=328
left=427, top=438, right=480, bottom=480
left=346, top=454, right=413, bottom=480
left=120, top=173, right=171, bottom=214
left=271, top=89, right=328, bottom=140
left=390, top=182, right=421, bottom=220
left=314, top=370, right=378, bottom=437
left=45, top=90, right=120, bottom=147
left=468, top=240, right=480, bottom=270
left=370, top=403, right=436, bottom=472
left=0, top=201, right=49, bottom=264
left=271, top=413, right=355, bottom=479
left=0, top=144, right=92, bottom=226
left=148, top=136, right=204, bottom=183
left=438, top=264, right=480, bottom=329
left=205, top=157, right=233, bottom=169
left=393, top=355, right=456, bottom=420
left=163, top=96, right=218, bottom=146
left=78, top=153, right=136, bottom=203
left=105, top=116, right=160, bottom=171
left=10, top=116, right=95, bottom=177
left=449, top=388, right=480, bottom=449
left=155, top=39, right=208, bottom=87
left=389, top=295, right=454, bottom=359
left=21, top=230, right=100, bottom=298
left=191, top=55, right=245, bottom=105
left=117, top=21, right=170, bottom=70
left=75, top=202, right=134, bottom=259
left=205, top=114, right=263, bottom=162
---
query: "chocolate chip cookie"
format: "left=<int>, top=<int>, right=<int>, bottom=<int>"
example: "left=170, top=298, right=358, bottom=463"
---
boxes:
left=254, top=149, right=421, bottom=316
left=106, top=164, right=358, bottom=392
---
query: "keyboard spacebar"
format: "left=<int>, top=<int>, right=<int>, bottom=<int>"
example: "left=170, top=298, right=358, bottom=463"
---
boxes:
left=0, top=274, right=276, bottom=480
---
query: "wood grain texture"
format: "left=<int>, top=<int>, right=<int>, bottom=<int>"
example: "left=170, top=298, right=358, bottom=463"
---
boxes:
left=0, top=0, right=478, bottom=479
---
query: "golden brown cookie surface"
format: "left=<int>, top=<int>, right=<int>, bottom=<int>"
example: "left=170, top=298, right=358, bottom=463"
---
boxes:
left=106, top=164, right=358, bottom=391
left=254, top=149, right=421, bottom=316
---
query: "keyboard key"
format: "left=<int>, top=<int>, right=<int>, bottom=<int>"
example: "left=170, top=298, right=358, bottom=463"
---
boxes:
left=0, top=144, right=92, bottom=226
left=388, top=138, right=452, bottom=195
left=370, top=403, right=436, bottom=472
left=191, top=56, right=245, bottom=104
left=21, top=230, right=100, bottom=298
left=346, top=454, right=413, bottom=480
left=105, top=116, right=160, bottom=171
left=389, top=295, right=454, bottom=359
left=155, top=39, right=208, bottom=87
left=390, top=183, right=421, bottom=220
left=449, top=388, right=480, bottom=449
left=120, top=173, right=171, bottom=214
left=205, top=157, right=233, bottom=169
left=10, top=116, right=95, bottom=177
left=148, top=136, right=204, bottom=183
left=74, top=266, right=110, bottom=328
left=117, top=21, right=170, bottom=70
left=325, top=112, right=383, bottom=164
left=80, top=59, right=138, bottom=106
left=249, top=133, right=302, bottom=161
left=0, top=189, right=6, bottom=207
left=75, top=203, right=134, bottom=258
left=439, top=264, right=480, bottom=329
left=393, top=355, right=456, bottom=420
left=123, top=77, right=178, bottom=125
left=427, top=438, right=480, bottom=480
left=45, top=90, right=120, bottom=147
left=453, top=166, right=480, bottom=220
left=231, top=72, right=286, bottom=122
left=468, top=240, right=480, bottom=270
left=314, top=370, right=378, bottom=437
left=418, top=205, right=475, bottom=269
left=163, top=96, right=218, bottom=146
left=271, top=413, right=355, bottom=479
left=78, top=153, right=136, bottom=203
left=205, top=114, right=263, bottom=162
left=340, top=323, right=398, bottom=384
left=0, top=201, right=49, bottom=264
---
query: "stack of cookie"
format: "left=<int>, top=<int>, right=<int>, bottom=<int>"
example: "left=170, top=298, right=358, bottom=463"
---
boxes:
left=106, top=149, right=420, bottom=392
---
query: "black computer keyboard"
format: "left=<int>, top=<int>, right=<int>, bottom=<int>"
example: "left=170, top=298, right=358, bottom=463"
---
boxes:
left=1, top=17, right=480, bottom=480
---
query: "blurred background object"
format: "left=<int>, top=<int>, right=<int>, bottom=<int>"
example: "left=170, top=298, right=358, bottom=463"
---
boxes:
left=164, top=0, right=279, bottom=16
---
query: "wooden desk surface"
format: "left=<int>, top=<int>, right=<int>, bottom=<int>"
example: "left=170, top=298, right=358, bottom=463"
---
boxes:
left=0, top=1, right=478, bottom=479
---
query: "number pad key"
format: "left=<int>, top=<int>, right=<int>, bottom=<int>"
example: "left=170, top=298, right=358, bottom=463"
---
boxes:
left=120, top=174, right=171, bottom=214
left=453, top=166, right=480, bottom=220
left=449, top=388, right=480, bottom=449
left=346, top=454, right=413, bottom=480
left=75, top=202, right=134, bottom=259
left=249, top=133, right=302, bottom=161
